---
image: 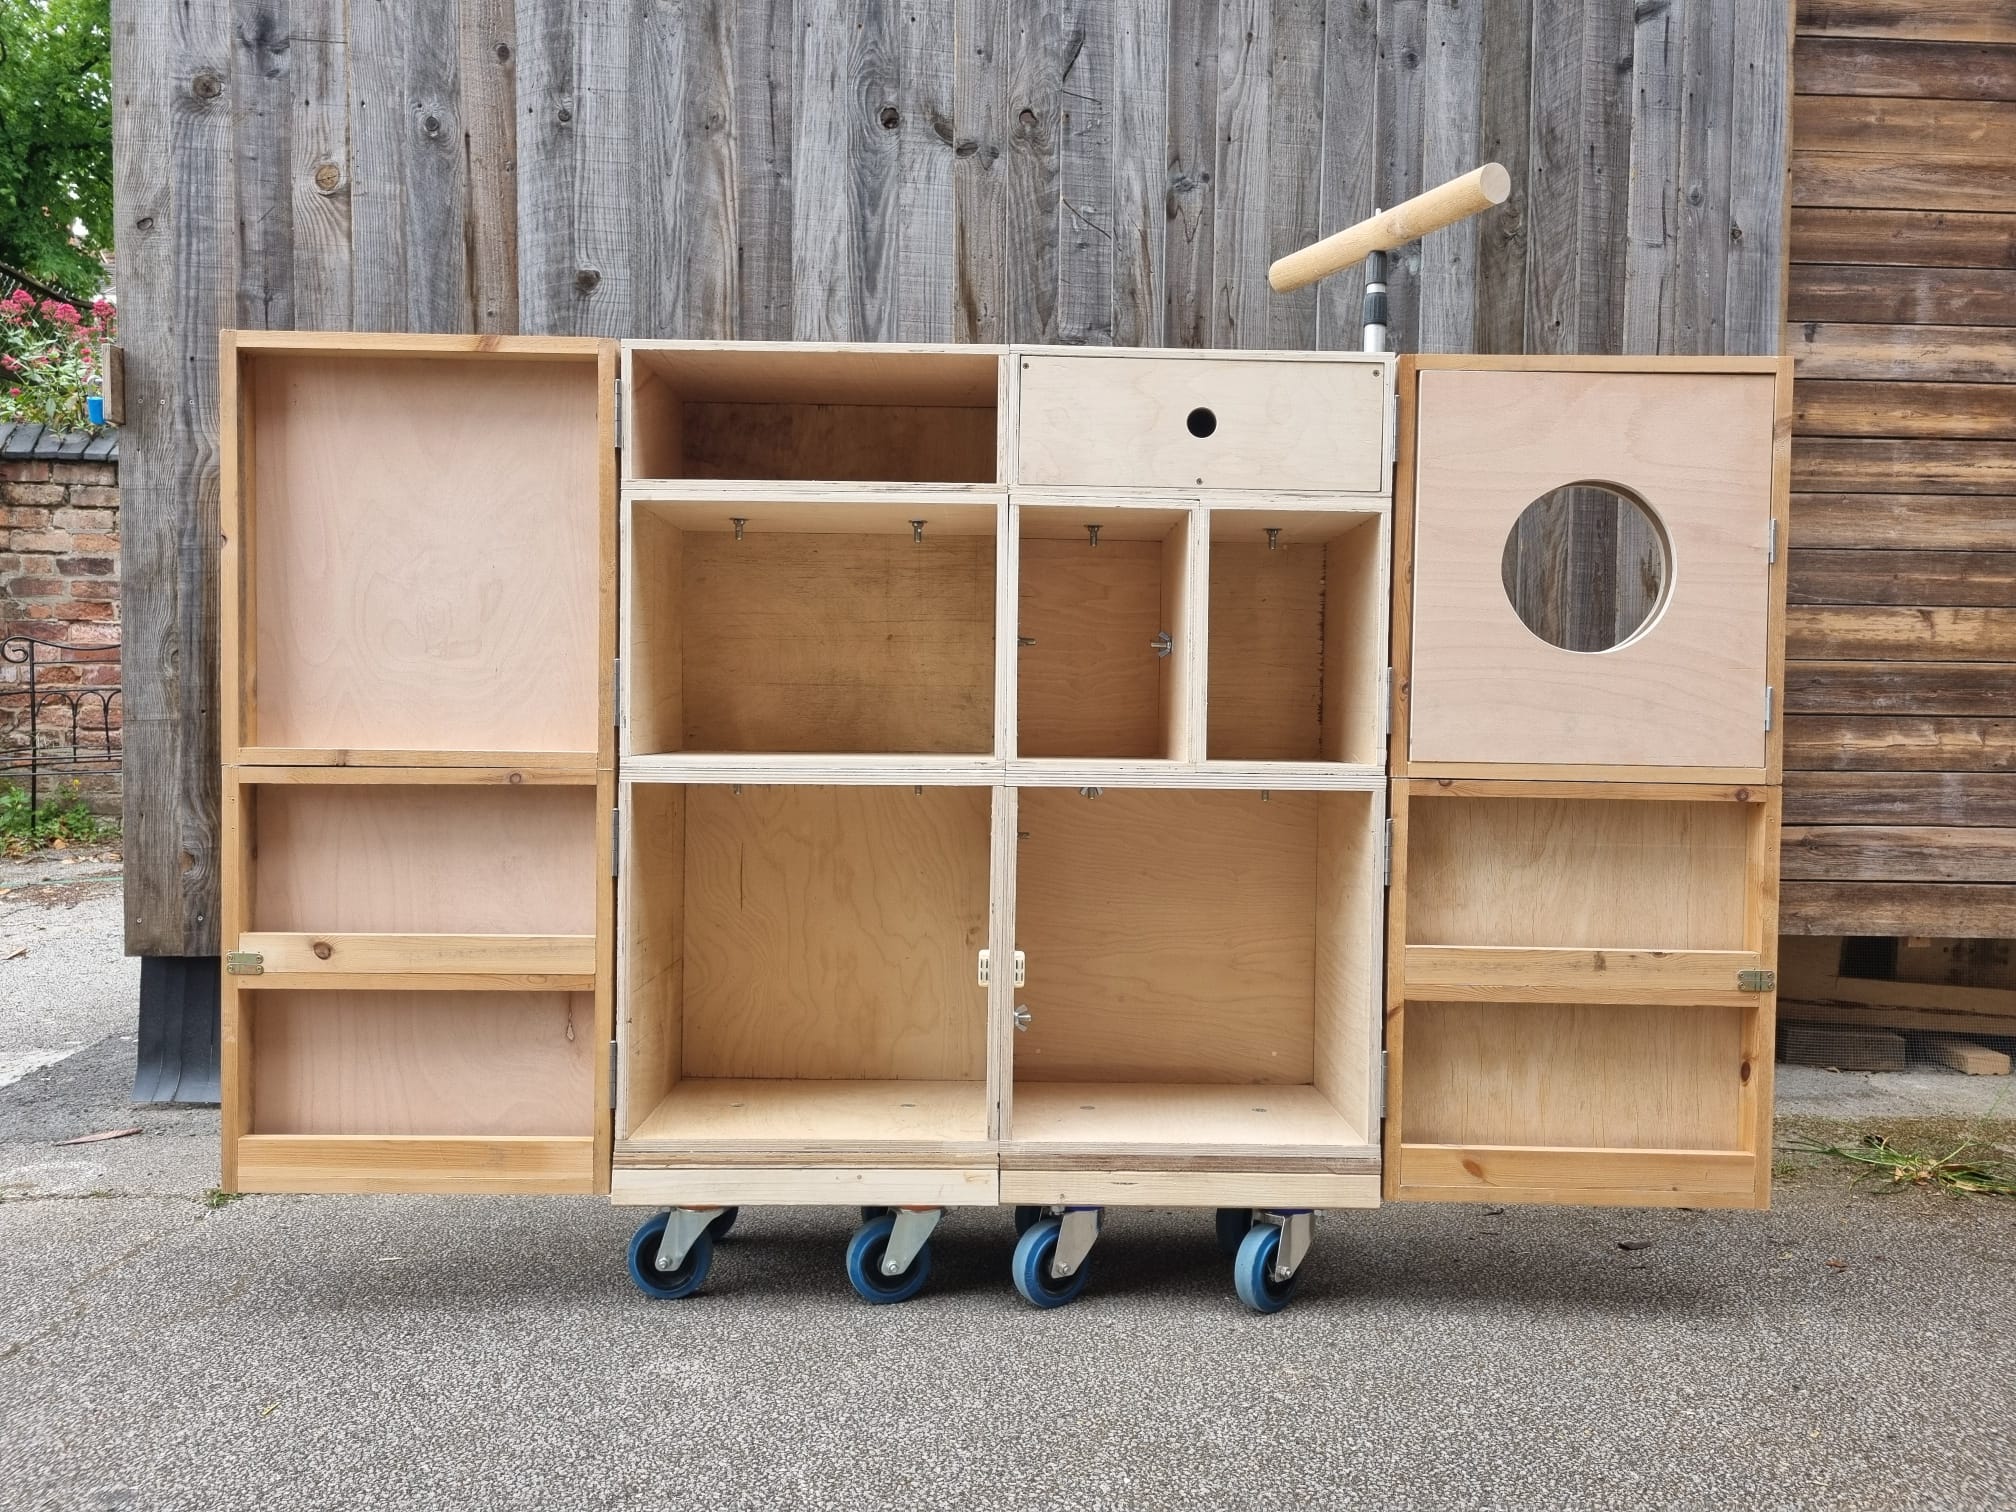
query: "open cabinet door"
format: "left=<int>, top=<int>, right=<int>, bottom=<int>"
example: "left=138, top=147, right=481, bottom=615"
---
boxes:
left=219, top=333, right=617, bottom=1194
left=1386, top=357, right=1788, bottom=1210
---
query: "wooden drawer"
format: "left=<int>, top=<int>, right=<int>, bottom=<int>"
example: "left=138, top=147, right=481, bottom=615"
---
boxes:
left=1013, top=353, right=1389, bottom=493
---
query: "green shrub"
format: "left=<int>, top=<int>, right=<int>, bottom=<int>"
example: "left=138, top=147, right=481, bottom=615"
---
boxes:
left=0, top=777, right=114, bottom=855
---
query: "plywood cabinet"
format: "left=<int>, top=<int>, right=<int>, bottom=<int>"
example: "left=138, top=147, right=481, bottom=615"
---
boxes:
left=219, top=335, right=1787, bottom=1263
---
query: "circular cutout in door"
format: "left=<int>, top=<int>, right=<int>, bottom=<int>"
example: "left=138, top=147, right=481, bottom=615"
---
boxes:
left=1499, top=482, right=1670, bottom=653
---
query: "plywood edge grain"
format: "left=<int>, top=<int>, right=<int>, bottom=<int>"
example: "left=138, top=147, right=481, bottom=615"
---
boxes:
left=997, top=1170, right=1381, bottom=1208
left=608, top=1166, right=999, bottom=1207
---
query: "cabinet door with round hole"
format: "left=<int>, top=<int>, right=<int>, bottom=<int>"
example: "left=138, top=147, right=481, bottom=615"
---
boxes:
left=1400, top=359, right=1787, bottom=782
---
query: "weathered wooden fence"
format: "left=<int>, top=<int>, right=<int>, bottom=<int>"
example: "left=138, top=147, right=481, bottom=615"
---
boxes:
left=111, top=0, right=1788, bottom=957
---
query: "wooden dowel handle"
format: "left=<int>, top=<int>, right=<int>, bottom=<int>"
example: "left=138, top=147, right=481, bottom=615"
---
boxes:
left=1267, top=163, right=1512, bottom=293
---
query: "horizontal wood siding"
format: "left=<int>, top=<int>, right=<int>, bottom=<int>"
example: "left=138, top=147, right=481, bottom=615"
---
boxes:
left=112, top=0, right=1789, bottom=955
left=1787, top=0, right=2016, bottom=935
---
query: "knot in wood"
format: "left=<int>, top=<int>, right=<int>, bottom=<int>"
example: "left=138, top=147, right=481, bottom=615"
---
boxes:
left=192, top=71, right=223, bottom=100
left=312, top=940, right=333, bottom=960
left=879, top=105, right=901, bottom=130
left=313, top=162, right=342, bottom=192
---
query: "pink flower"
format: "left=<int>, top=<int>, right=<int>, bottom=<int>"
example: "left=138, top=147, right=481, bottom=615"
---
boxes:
left=0, top=355, right=15, bottom=370
left=5, top=289, right=32, bottom=308
left=91, top=299, right=113, bottom=319
left=7, top=388, right=20, bottom=398
left=40, top=301, right=80, bottom=326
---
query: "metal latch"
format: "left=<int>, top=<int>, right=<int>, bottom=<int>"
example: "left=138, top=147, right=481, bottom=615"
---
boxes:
left=224, top=951, right=264, bottom=976
left=1737, top=969, right=1776, bottom=992
left=978, top=949, right=1027, bottom=988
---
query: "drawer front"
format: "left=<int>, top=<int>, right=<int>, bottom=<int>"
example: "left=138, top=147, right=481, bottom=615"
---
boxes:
left=1014, top=354, right=1388, bottom=492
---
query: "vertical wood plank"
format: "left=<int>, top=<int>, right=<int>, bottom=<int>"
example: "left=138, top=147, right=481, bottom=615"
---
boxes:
left=794, top=0, right=898, bottom=339
left=1164, top=0, right=1219, bottom=347
left=347, top=0, right=407, bottom=330
left=513, top=0, right=576, bottom=333
left=288, top=0, right=352, bottom=330
left=1623, top=0, right=1683, bottom=352
left=113, top=0, right=233, bottom=955
left=1672, top=0, right=1734, bottom=354
left=634, top=0, right=696, bottom=337
left=1262, top=0, right=1325, bottom=351
left=1372, top=0, right=1426, bottom=352
left=1418, top=0, right=1484, bottom=354
left=459, top=0, right=521, bottom=332
left=735, top=0, right=798, bottom=338
left=572, top=0, right=637, bottom=337
left=1725, top=1, right=1788, bottom=354
left=1111, top=0, right=1168, bottom=345
left=1055, top=0, right=1116, bottom=346
left=952, top=0, right=1007, bottom=341
left=1211, top=0, right=1271, bottom=349
left=230, top=2, right=293, bottom=331
left=1577, top=0, right=1633, bottom=354
left=1314, top=0, right=1377, bottom=351
left=897, top=0, right=959, bottom=344
left=1524, top=0, right=1584, bottom=353
left=1003, top=2, right=1062, bottom=341
left=1473, top=0, right=1531, bottom=352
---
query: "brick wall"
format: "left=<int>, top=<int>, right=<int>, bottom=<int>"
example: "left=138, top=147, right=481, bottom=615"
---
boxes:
left=0, top=453, right=122, bottom=814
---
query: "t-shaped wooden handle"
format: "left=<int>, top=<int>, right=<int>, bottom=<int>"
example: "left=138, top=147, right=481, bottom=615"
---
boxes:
left=1268, top=163, right=1512, bottom=293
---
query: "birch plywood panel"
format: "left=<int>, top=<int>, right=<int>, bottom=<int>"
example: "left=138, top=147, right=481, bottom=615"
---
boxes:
left=250, top=990, right=596, bottom=1135
left=1401, top=1001, right=1748, bottom=1151
left=245, top=353, right=601, bottom=754
left=1405, top=797, right=1754, bottom=951
left=680, top=786, right=991, bottom=1081
left=250, top=785, right=596, bottom=934
left=1408, top=369, right=1776, bottom=772
left=1014, top=788, right=1319, bottom=1084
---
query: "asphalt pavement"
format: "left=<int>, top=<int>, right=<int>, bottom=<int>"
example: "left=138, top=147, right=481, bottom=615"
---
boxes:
left=3, top=870, right=2014, bottom=1511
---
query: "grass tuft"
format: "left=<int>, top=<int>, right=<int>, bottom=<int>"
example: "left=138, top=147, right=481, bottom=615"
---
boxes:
left=1790, top=1132, right=2016, bottom=1198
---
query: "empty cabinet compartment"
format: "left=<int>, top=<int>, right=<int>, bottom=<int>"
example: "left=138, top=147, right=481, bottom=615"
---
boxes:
left=231, top=346, right=605, bottom=756
left=237, top=781, right=599, bottom=946
left=625, top=344, right=1002, bottom=484
left=1010, top=788, right=1381, bottom=1154
left=1404, top=795, right=1756, bottom=953
left=246, top=989, right=597, bottom=1137
left=1206, top=508, right=1386, bottom=763
left=1014, top=353, right=1389, bottom=492
left=619, top=784, right=994, bottom=1152
left=1016, top=505, right=1195, bottom=761
left=626, top=497, right=999, bottom=757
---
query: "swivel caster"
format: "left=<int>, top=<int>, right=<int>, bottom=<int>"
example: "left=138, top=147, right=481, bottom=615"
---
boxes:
left=1010, top=1207, right=1099, bottom=1309
left=1233, top=1210, right=1314, bottom=1314
left=845, top=1207, right=941, bottom=1304
left=627, top=1208, right=720, bottom=1299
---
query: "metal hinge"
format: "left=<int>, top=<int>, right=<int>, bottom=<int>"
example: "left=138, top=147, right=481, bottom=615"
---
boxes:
left=612, top=657, right=622, bottom=729
left=1766, top=517, right=1779, bottom=564
left=613, top=377, right=624, bottom=449
left=1382, top=818, right=1393, bottom=888
left=224, top=951, right=264, bottom=976
left=977, top=949, right=1026, bottom=989
left=611, top=806, right=621, bottom=876
left=1764, top=685, right=1775, bottom=731
left=607, top=1041, right=620, bottom=1109
left=1738, top=969, right=1777, bottom=993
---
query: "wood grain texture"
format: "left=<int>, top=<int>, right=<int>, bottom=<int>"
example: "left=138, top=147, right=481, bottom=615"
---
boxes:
left=681, top=786, right=991, bottom=1080
left=1795, top=2, right=2016, bottom=44
left=1792, top=207, right=2016, bottom=267
left=1784, top=824, right=2016, bottom=882
left=1782, top=881, right=2016, bottom=935
left=1786, top=770, right=2016, bottom=824
left=1792, top=493, right=2016, bottom=550
left=1790, top=550, right=2016, bottom=606
left=1015, top=788, right=1368, bottom=1085
left=1796, top=381, right=2016, bottom=440
left=1792, top=36, right=2016, bottom=99
left=1786, top=715, right=2016, bottom=771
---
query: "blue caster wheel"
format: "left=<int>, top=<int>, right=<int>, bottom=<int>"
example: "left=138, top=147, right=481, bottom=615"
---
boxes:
left=627, top=1213, right=714, bottom=1299
left=709, top=1206, right=739, bottom=1240
left=1013, top=1205, right=1043, bottom=1236
left=1011, top=1218, right=1091, bottom=1309
left=844, top=1213, right=933, bottom=1304
left=1233, top=1223, right=1300, bottom=1314
left=860, top=1205, right=889, bottom=1223
left=1214, top=1207, right=1251, bottom=1258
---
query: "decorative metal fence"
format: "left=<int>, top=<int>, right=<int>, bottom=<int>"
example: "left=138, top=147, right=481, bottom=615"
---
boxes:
left=0, top=634, right=121, bottom=824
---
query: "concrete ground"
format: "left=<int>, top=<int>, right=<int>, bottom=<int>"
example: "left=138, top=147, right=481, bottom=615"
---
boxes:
left=3, top=864, right=2015, bottom=1511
